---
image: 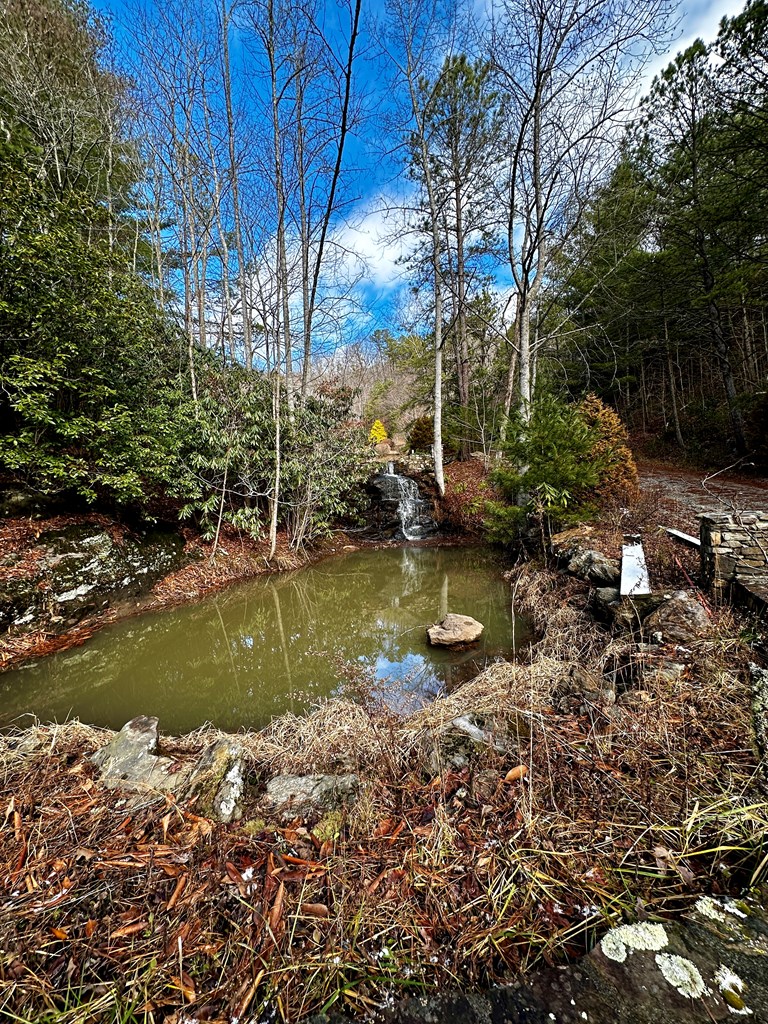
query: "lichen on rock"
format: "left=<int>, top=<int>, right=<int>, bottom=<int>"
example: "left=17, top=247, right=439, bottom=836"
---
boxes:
left=654, top=953, right=708, bottom=998
left=599, top=921, right=668, bottom=963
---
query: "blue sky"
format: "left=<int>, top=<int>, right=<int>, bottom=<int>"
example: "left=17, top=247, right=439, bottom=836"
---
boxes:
left=94, top=0, right=751, bottom=340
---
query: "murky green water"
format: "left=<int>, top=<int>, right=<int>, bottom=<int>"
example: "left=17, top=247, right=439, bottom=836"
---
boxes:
left=0, top=546, right=526, bottom=733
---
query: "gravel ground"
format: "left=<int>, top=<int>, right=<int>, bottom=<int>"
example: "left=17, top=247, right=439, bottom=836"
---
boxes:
left=637, top=459, right=768, bottom=533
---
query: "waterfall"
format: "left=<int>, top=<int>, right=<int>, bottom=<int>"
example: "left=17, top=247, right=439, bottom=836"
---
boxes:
left=374, top=465, right=436, bottom=541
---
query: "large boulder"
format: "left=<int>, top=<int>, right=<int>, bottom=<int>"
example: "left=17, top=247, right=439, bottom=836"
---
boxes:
left=427, top=613, right=484, bottom=648
left=592, top=588, right=665, bottom=632
left=91, top=716, right=182, bottom=793
left=644, top=591, right=709, bottom=644
left=310, top=895, right=768, bottom=1023
left=265, top=773, right=359, bottom=822
left=567, top=548, right=621, bottom=587
left=1, top=521, right=186, bottom=635
left=91, top=719, right=247, bottom=822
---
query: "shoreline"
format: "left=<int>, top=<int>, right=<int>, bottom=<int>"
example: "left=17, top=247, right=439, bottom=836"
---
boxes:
left=1, top=536, right=765, bottom=1022
left=0, top=513, right=483, bottom=674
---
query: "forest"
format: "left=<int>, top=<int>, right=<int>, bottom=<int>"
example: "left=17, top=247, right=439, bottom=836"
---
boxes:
left=2, top=0, right=767, bottom=550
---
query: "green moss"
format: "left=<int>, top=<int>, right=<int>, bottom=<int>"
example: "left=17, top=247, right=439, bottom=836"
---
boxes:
left=314, top=809, right=344, bottom=842
left=242, top=817, right=267, bottom=836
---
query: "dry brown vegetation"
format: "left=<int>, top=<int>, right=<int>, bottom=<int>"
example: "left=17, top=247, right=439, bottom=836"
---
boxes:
left=1, top=557, right=765, bottom=1023
left=437, top=460, right=502, bottom=534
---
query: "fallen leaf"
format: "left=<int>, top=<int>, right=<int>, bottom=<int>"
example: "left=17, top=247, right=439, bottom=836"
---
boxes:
left=298, top=903, right=329, bottom=918
left=171, top=972, right=196, bottom=1003
left=111, top=920, right=147, bottom=938
left=269, top=881, right=285, bottom=933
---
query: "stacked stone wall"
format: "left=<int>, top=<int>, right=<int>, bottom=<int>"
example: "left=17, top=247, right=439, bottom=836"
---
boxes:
left=700, top=512, right=768, bottom=590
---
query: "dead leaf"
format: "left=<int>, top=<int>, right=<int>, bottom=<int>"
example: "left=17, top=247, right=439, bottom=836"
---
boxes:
left=167, top=873, right=188, bottom=911
left=171, top=971, right=196, bottom=1003
left=298, top=903, right=329, bottom=918
left=269, top=881, right=285, bottom=934
left=653, top=845, right=673, bottom=874
left=111, top=920, right=147, bottom=938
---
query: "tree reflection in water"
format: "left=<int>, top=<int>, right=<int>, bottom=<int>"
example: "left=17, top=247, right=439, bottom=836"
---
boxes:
left=0, top=546, right=529, bottom=733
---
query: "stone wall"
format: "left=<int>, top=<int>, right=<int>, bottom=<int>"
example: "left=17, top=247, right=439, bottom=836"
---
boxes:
left=700, top=512, right=768, bottom=590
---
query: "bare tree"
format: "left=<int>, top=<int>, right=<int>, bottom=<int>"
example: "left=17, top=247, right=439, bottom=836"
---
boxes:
left=381, top=0, right=462, bottom=495
left=488, top=0, right=675, bottom=424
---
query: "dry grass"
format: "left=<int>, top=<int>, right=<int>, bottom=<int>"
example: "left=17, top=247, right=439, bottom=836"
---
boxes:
left=1, top=558, right=765, bottom=1022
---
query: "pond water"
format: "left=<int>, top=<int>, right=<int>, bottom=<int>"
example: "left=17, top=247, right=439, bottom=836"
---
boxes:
left=0, top=545, right=527, bottom=733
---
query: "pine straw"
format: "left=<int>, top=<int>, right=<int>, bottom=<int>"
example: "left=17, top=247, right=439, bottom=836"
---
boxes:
left=1, top=573, right=766, bottom=1022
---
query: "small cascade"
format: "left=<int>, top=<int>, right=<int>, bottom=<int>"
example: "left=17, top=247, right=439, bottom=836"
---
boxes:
left=371, top=464, right=437, bottom=541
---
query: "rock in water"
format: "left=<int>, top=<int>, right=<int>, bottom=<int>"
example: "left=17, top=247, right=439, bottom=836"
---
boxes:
left=427, top=613, right=484, bottom=648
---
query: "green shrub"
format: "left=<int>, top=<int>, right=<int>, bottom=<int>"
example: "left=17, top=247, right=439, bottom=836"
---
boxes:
left=485, top=393, right=629, bottom=543
left=408, top=415, right=433, bottom=451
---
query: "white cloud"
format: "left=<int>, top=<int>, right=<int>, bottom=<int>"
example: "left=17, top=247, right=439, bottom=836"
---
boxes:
left=644, top=0, right=747, bottom=84
left=333, top=200, right=415, bottom=295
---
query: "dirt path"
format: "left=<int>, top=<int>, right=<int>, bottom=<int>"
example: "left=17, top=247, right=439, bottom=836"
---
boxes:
left=637, top=458, right=768, bottom=533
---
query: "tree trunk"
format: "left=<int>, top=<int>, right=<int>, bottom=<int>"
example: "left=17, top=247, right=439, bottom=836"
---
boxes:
left=221, top=0, right=252, bottom=369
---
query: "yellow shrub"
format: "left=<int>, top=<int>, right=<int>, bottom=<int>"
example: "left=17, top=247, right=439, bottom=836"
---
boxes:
left=369, top=419, right=388, bottom=444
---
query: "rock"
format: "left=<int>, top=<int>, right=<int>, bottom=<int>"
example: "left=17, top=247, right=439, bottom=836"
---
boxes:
left=365, top=467, right=437, bottom=541
left=644, top=591, right=709, bottom=644
left=427, top=613, right=484, bottom=648
left=609, top=648, right=689, bottom=693
left=567, top=548, right=621, bottom=586
left=641, top=657, right=688, bottom=685
left=265, top=773, right=359, bottom=822
left=553, top=664, right=615, bottom=711
left=593, top=586, right=621, bottom=622
left=183, top=738, right=246, bottom=823
left=310, top=895, right=768, bottom=1024
left=0, top=487, right=67, bottom=519
left=550, top=525, right=594, bottom=555
left=92, top=722, right=248, bottom=822
left=4, top=729, right=48, bottom=759
left=91, top=716, right=182, bottom=793
left=616, top=690, right=654, bottom=708
left=1, top=522, right=186, bottom=636
left=592, top=588, right=665, bottom=632
left=424, top=714, right=504, bottom=773
left=374, top=440, right=394, bottom=456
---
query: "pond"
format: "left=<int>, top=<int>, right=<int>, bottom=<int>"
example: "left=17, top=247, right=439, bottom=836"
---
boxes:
left=0, top=545, right=528, bottom=733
